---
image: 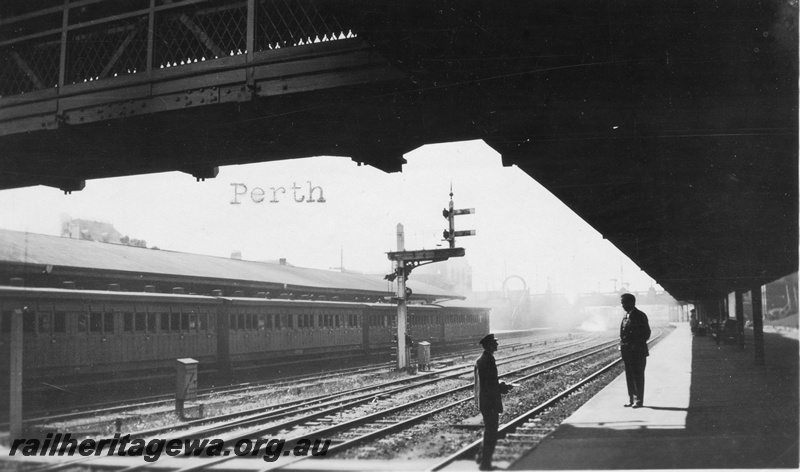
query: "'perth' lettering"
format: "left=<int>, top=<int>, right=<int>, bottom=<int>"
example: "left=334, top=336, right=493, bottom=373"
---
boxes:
left=230, top=182, right=326, bottom=204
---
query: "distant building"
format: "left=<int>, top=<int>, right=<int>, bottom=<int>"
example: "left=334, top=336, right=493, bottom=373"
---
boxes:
left=60, top=218, right=146, bottom=247
left=412, top=257, right=473, bottom=294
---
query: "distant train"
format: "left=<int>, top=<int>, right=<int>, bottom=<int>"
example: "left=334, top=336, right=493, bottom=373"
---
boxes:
left=0, top=285, right=489, bottom=379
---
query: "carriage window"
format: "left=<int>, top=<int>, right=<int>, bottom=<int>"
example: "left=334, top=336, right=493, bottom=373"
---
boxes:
left=171, top=312, right=180, bottom=331
left=286, top=314, right=293, bottom=329
left=147, top=313, right=157, bottom=332
left=160, top=312, right=170, bottom=331
left=335, top=315, right=340, bottom=327
left=89, top=312, right=102, bottom=332
left=181, top=313, right=190, bottom=331
left=1, top=310, right=11, bottom=333
left=78, top=313, right=89, bottom=332
left=53, top=312, right=66, bottom=333
left=274, top=314, right=281, bottom=329
left=246, top=314, right=253, bottom=330
left=38, top=312, right=52, bottom=334
left=23, top=310, right=36, bottom=333
left=189, top=314, right=197, bottom=330
left=104, top=312, right=114, bottom=333
left=135, top=312, right=146, bottom=331
left=123, top=312, right=134, bottom=332
left=257, top=314, right=265, bottom=330
left=237, top=314, right=245, bottom=330
left=199, top=314, right=208, bottom=331
left=208, top=313, right=215, bottom=332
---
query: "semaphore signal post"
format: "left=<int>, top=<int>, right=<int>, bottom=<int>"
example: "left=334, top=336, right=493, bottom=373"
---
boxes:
left=385, top=190, right=475, bottom=370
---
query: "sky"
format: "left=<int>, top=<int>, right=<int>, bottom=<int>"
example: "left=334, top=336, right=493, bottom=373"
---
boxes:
left=0, top=139, right=660, bottom=296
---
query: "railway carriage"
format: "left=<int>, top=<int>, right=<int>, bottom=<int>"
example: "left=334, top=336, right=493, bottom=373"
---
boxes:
left=221, top=297, right=366, bottom=363
left=0, top=285, right=490, bottom=380
left=0, top=286, right=219, bottom=377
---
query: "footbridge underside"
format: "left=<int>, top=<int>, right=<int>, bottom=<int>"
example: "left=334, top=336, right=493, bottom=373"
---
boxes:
left=0, top=0, right=797, bottom=303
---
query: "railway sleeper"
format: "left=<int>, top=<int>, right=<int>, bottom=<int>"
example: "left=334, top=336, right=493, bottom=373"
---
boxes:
left=507, top=433, right=546, bottom=440
left=516, top=426, right=553, bottom=433
left=392, top=415, right=415, bottom=421
left=351, top=427, right=378, bottom=434
left=494, top=448, right=522, bottom=457
left=504, top=438, right=540, bottom=445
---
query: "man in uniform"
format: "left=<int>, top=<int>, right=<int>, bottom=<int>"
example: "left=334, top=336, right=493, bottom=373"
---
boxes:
left=619, top=293, right=651, bottom=408
left=474, top=333, right=513, bottom=471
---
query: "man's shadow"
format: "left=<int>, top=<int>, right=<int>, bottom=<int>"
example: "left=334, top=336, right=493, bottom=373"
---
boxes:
left=638, top=406, right=688, bottom=412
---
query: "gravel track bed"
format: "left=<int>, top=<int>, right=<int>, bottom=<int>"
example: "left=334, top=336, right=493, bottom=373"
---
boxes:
left=39, top=332, right=606, bottom=443
left=337, top=345, right=638, bottom=460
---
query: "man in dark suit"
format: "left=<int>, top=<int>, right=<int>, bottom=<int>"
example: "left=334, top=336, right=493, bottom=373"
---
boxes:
left=474, top=333, right=513, bottom=471
left=619, top=293, right=651, bottom=408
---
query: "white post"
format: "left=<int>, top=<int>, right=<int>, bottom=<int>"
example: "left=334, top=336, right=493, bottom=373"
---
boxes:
left=396, top=224, right=407, bottom=370
left=10, top=308, right=23, bottom=442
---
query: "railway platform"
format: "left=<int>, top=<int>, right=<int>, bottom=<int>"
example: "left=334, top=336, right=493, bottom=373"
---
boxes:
left=508, top=322, right=799, bottom=471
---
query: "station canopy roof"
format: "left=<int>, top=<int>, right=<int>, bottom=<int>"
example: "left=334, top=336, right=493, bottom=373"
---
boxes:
left=0, top=1, right=796, bottom=303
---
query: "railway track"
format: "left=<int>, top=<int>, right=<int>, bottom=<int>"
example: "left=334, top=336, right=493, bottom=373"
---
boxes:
left=25, top=332, right=622, bottom=471
left=13, top=333, right=580, bottom=432
left=428, top=328, right=666, bottom=471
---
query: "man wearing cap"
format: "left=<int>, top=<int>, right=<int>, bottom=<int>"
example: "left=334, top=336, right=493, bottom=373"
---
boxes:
left=619, top=293, right=651, bottom=408
left=474, top=333, right=513, bottom=471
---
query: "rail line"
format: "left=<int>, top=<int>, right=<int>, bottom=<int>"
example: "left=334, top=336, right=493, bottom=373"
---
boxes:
left=31, top=333, right=619, bottom=471
left=426, top=328, right=665, bottom=471
left=257, top=338, right=625, bottom=472
left=12, top=334, right=578, bottom=431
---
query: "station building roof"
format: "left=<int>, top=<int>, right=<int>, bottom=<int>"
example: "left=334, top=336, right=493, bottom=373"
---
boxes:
left=0, top=229, right=463, bottom=302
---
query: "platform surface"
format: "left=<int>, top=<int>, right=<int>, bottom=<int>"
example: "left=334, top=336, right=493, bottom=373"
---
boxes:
left=510, top=323, right=799, bottom=470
